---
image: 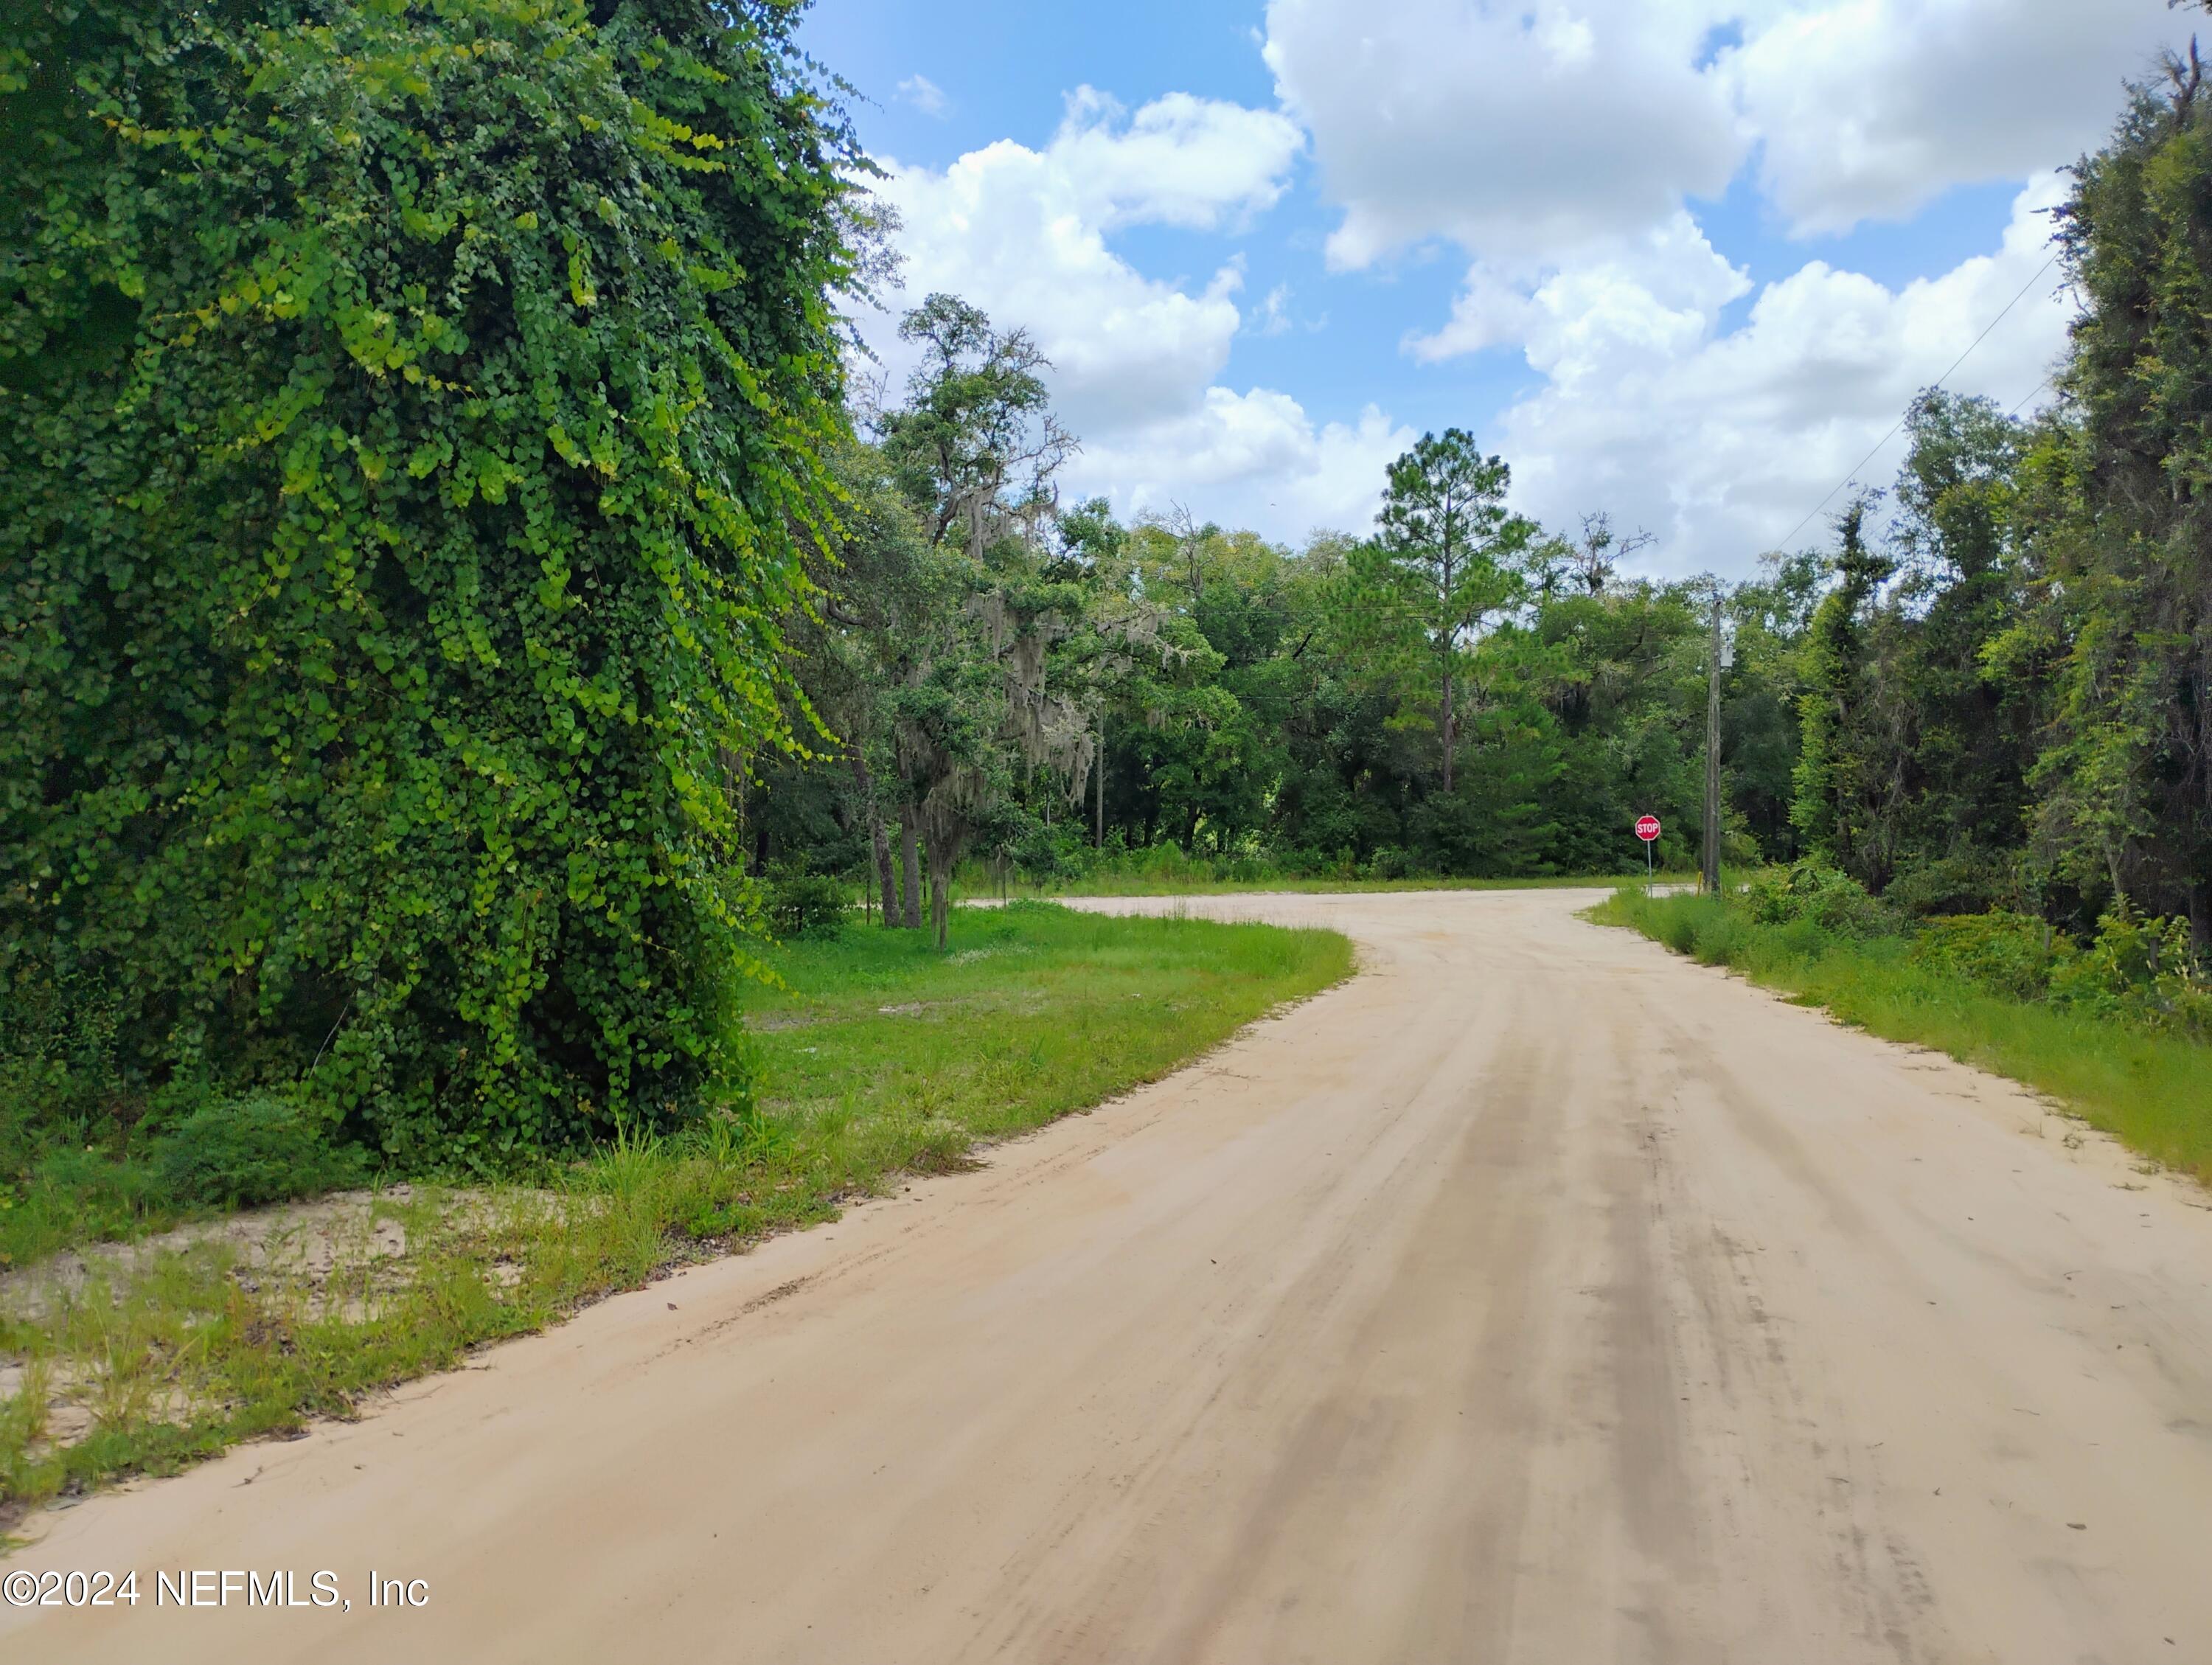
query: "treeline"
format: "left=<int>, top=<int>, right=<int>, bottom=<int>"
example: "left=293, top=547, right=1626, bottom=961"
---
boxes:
left=754, top=335, right=1823, bottom=911
left=753, top=43, right=2212, bottom=959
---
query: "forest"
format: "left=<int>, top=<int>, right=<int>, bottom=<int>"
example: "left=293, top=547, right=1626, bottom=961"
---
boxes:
left=4, top=0, right=2211, bottom=1186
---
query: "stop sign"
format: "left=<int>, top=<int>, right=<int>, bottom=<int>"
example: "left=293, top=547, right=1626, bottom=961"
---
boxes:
left=1635, top=814, right=1662, bottom=843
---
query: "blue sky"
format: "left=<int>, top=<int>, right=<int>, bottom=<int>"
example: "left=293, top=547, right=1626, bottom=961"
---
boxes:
left=801, top=1, right=2191, bottom=576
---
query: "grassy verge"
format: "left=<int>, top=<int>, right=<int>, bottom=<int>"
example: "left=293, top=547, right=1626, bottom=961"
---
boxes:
left=1, top=902, right=1352, bottom=1528
left=1591, top=887, right=2212, bottom=1185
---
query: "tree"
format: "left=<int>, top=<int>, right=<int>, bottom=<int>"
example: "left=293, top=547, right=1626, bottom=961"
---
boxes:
left=2023, top=42, right=2212, bottom=938
left=1358, top=431, right=1537, bottom=793
left=1792, top=498, right=1907, bottom=883
left=1723, top=552, right=1826, bottom=862
left=1881, top=391, right=2036, bottom=911
left=864, top=296, right=1093, bottom=941
left=775, top=438, right=948, bottom=925
left=878, top=293, right=1074, bottom=557
left=0, top=0, right=863, bottom=1156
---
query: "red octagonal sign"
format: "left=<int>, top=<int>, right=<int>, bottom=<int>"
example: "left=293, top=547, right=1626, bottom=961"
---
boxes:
left=1635, top=814, right=1662, bottom=843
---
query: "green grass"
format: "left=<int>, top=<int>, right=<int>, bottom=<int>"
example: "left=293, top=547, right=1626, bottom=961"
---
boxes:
left=0, top=1151, right=189, bottom=1275
left=1591, top=887, right=2212, bottom=1186
left=0, top=903, right=1352, bottom=1529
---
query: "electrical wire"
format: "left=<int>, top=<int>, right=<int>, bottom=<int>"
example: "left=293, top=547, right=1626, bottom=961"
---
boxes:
left=1773, top=250, right=2061, bottom=553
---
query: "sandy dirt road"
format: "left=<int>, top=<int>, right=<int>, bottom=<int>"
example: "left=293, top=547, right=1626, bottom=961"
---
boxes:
left=7, top=889, right=2212, bottom=1664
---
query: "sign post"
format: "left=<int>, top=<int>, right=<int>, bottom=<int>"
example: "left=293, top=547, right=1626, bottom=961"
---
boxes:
left=1635, top=813, right=1662, bottom=896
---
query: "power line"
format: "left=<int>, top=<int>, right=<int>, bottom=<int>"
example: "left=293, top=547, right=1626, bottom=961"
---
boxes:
left=1775, top=250, right=2061, bottom=553
left=2006, top=375, right=2054, bottom=420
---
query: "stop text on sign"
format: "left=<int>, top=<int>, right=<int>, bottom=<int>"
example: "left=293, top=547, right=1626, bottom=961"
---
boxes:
left=1635, top=815, right=1662, bottom=842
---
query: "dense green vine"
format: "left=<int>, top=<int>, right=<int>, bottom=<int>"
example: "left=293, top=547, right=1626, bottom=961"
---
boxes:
left=1, top=0, right=862, bottom=1160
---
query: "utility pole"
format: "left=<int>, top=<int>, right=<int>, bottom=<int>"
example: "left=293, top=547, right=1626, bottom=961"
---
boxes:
left=1703, top=584, right=1724, bottom=895
left=1094, top=717, right=1105, bottom=849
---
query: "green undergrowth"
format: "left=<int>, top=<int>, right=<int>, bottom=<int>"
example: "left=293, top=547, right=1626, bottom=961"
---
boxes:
left=1593, top=885, right=2212, bottom=1185
left=1, top=903, right=1351, bottom=1529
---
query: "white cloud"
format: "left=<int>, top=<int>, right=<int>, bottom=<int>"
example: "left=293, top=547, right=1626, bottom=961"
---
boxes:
left=895, top=74, right=950, bottom=119
left=1724, top=0, right=2181, bottom=234
left=1489, top=175, right=2076, bottom=574
left=1251, top=282, right=1294, bottom=337
left=1262, top=0, right=1742, bottom=271
left=865, top=89, right=1383, bottom=540
left=1049, top=88, right=1304, bottom=231
left=1409, top=212, right=1750, bottom=364
left=1072, top=393, right=1416, bottom=537
left=1250, top=0, right=2162, bottom=568
left=1263, top=0, right=2186, bottom=270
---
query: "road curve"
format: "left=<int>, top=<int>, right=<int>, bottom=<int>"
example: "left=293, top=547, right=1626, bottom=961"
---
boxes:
left=7, top=889, right=2212, bottom=1664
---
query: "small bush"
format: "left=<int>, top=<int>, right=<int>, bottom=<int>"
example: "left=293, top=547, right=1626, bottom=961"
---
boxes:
left=150, top=1094, right=369, bottom=1209
left=2051, top=910, right=2211, bottom=1038
left=1745, top=860, right=1892, bottom=936
left=765, top=872, right=852, bottom=941
left=1367, top=846, right=1413, bottom=880
left=1913, top=911, right=2066, bottom=1001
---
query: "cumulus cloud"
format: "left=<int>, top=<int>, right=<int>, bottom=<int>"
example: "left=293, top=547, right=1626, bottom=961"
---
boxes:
left=867, top=90, right=1298, bottom=435
left=1251, top=0, right=2168, bottom=566
left=1048, top=88, right=1304, bottom=231
left=1408, top=212, right=1750, bottom=364
left=1724, top=0, right=2182, bottom=234
left=860, top=2, right=2174, bottom=556
left=1264, top=0, right=2184, bottom=265
left=1491, top=176, right=2076, bottom=574
left=863, top=88, right=1386, bottom=538
left=1262, top=0, right=1741, bottom=270
left=1074, top=393, right=1416, bottom=537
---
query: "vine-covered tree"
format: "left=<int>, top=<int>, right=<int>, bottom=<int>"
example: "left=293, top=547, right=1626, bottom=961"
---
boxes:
left=1792, top=498, right=1902, bottom=882
left=1, top=0, right=863, bottom=1158
left=2025, top=32, right=2212, bottom=936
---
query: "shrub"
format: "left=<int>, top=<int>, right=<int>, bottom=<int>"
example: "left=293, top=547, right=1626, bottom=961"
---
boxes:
left=1745, top=860, right=1892, bottom=936
left=765, top=873, right=852, bottom=941
left=2051, top=911, right=2212, bottom=1038
left=1913, top=911, right=2067, bottom=1001
left=151, top=1094, right=369, bottom=1210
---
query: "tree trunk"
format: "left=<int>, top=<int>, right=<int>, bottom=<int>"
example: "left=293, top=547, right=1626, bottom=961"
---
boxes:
left=900, top=818, right=923, bottom=930
left=929, top=838, right=952, bottom=949
left=849, top=750, right=897, bottom=928
left=1441, top=662, right=1455, bottom=794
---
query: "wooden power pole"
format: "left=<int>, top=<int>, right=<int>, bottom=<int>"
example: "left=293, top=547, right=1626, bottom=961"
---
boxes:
left=1094, top=717, right=1105, bottom=849
left=1703, top=585, right=1724, bottom=895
